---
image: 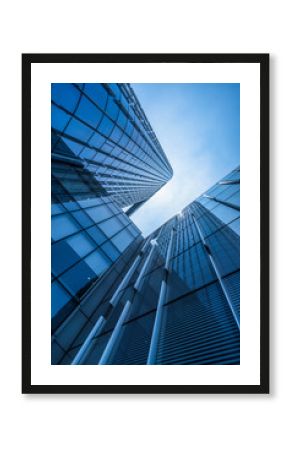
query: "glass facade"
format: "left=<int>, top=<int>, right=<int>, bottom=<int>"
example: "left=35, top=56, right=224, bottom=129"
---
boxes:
left=52, top=83, right=173, bottom=210
left=52, top=160, right=240, bottom=365
left=51, top=83, right=173, bottom=333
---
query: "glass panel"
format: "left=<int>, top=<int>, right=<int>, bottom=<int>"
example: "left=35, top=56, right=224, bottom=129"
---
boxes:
left=84, top=249, right=111, bottom=275
left=86, top=226, right=107, bottom=245
left=106, top=96, right=119, bottom=120
left=84, top=84, right=108, bottom=110
left=89, top=132, right=106, bottom=149
left=51, top=104, right=70, bottom=132
left=60, top=260, right=96, bottom=296
left=86, top=204, right=113, bottom=222
left=98, top=116, right=114, bottom=136
left=66, top=232, right=95, bottom=257
left=61, top=137, right=84, bottom=156
left=210, top=204, right=239, bottom=224
left=76, top=96, right=103, bottom=128
left=101, top=241, right=120, bottom=261
left=98, top=215, right=123, bottom=238
left=51, top=203, right=65, bottom=215
left=72, top=210, right=93, bottom=228
left=65, top=118, right=93, bottom=142
left=51, top=281, right=71, bottom=317
left=111, top=228, right=134, bottom=252
left=52, top=240, right=79, bottom=275
left=228, top=218, right=240, bottom=235
left=51, top=214, right=80, bottom=241
left=52, top=84, right=80, bottom=112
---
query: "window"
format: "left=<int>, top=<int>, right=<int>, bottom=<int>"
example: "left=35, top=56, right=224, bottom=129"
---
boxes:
left=71, top=210, right=93, bottom=228
left=106, top=97, right=119, bottom=120
left=52, top=84, right=80, bottom=112
left=98, top=215, right=123, bottom=238
left=101, top=241, right=120, bottom=261
left=76, top=96, right=103, bottom=128
left=84, top=249, right=111, bottom=275
left=52, top=214, right=80, bottom=241
left=65, top=118, right=93, bottom=142
left=52, top=240, right=79, bottom=275
left=111, top=227, right=134, bottom=252
left=51, top=281, right=71, bottom=317
left=60, top=260, right=96, bottom=296
left=86, top=226, right=107, bottom=245
left=51, top=104, right=70, bottom=132
left=211, top=204, right=239, bottom=224
left=98, top=116, right=114, bottom=136
left=84, top=84, right=108, bottom=110
left=89, top=132, right=106, bottom=149
left=66, top=232, right=95, bottom=257
left=86, top=204, right=113, bottom=223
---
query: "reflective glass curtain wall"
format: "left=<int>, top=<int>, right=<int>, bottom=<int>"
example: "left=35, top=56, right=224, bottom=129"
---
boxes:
left=52, top=167, right=240, bottom=365
left=52, top=83, right=173, bottom=210
left=51, top=83, right=173, bottom=335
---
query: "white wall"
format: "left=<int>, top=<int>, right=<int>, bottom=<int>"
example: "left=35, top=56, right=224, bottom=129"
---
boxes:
left=0, top=1, right=286, bottom=449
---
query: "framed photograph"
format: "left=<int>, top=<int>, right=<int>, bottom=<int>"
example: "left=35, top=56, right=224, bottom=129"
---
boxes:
left=22, top=53, right=269, bottom=394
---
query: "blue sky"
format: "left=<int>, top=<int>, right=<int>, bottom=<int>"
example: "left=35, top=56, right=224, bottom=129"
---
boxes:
left=131, top=83, right=240, bottom=237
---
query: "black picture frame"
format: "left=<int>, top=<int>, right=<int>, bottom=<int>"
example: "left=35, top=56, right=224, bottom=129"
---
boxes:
left=22, top=53, right=269, bottom=394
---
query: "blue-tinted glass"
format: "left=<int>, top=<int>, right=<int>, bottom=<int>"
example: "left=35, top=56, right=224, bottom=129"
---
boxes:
left=84, top=84, right=107, bottom=110
left=52, top=240, right=79, bottom=275
left=51, top=281, right=71, bottom=317
left=72, top=210, right=93, bottom=228
left=86, top=204, right=113, bottom=222
left=77, top=197, right=103, bottom=209
left=52, top=203, right=65, bottom=215
left=65, top=118, right=93, bottom=142
left=60, top=260, right=96, bottom=296
left=52, top=214, right=80, bottom=241
left=51, top=104, right=70, bottom=132
left=109, top=84, right=121, bottom=99
left=62, top=200, right=79, bottom=211
left=216, top=184, right=238, bottom=201
left=98, top=116, right=114, bottom=136
left=66, top=233, right=95, bottom=257
left=89, top=132, right=106, bottom=149
left=117, top=111, right=127, bottom=128
left=111, top=228, right=134, bottom=252
left=110, top=126, right=123, bottom=143
left=106, top=97, right=119, bottom=120
left=61, top=137, right=84, bottom=156
left=84, top=249, right=111, bottom=275
left=86, top=226, right=107, bottom=245
left=210, top=204, right=239, bottom=224
left=101, top=241, right=120, bottom=261
left=76, top=96, right=103, bottom=128
left=52, top=84, right=80, bottom=112
left=227, top=191, right=240, bottom=207
left=98, top=215, right=123, bottom=238
left=228, top=218, right=240, bottom=235
left=79, top=147, right=96, bottom=160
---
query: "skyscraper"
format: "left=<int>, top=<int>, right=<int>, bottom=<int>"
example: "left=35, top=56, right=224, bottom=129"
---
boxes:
left=51, top=83, right=173, bottom=334
left=51, top=82, right=240, bottom=367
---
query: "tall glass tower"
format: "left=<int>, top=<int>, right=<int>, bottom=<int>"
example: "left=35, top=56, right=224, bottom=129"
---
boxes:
left=52, top=152, right=240, bottom=365
left=52, top=83, right=173, bottom=211
left=51, top=83, right=173, bottom=336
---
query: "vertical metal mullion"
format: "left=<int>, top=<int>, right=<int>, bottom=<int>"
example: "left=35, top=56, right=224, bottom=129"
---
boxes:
left=134, top=226, right=163, bottom=292
left=71, top=240, right=148, bottom=365
left=147, top=226, right=176, bottom=365
left=98, top=300, right=131, bottom=365
left=191, top=208, right=240, bottom=331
